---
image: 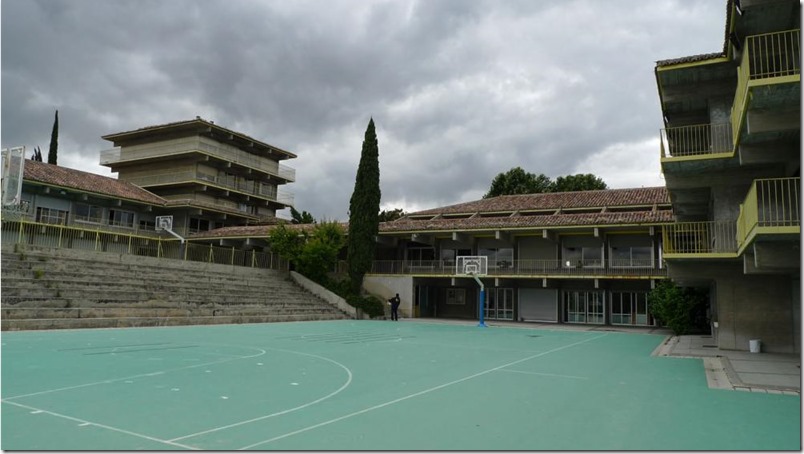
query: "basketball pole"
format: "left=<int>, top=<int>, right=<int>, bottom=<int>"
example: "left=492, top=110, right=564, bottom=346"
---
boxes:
left=470, top=273, right=487, bottom=328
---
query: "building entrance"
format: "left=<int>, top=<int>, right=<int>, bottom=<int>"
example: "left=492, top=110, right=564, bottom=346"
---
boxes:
left=484, top=288, right=514, bottom=321
left=563, top=290, right=605, bottom=324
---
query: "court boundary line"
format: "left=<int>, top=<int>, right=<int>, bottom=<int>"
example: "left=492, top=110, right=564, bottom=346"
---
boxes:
left=3, top=344, right=267, bottom=401
left=498, top=368, right=589, bottom=380
left=238, top=332, right=609, bottom=450
left=169, top=347, right=354, bottom=442
left=1, top=400, right=198, bottom=450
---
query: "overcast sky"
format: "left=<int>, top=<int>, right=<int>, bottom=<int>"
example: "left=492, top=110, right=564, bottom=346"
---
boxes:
left=2, top=0, right=727, bottom=221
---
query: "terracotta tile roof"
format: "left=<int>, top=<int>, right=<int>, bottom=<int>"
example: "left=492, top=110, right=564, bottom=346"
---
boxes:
left=102, top=117, right=297, bottom=160
left=380, top=210, right=674, bottom=233
left=188, top=222, right=346, bottom=239
left=23, top=160, right=167, bottom=206
left=406, top=187, right=670, bottom=216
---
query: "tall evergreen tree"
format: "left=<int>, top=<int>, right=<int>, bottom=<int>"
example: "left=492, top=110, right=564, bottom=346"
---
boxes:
left=47, top=110, right=59, bottom=165
left=346, top=118, right=381, bottom=293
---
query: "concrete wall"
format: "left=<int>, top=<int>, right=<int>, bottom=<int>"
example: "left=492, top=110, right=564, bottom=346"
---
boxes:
left=669, top=260, right=798, bottom=353
left=291, top=271, right=365, bottom=320
left=363, top=275, right=414, bottom=317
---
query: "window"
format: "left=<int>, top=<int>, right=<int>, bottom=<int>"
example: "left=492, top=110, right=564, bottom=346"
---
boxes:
left=75, top=203, right=104, bottom=223
left=139, top=219, right=156, bottom=231
left=563, top=246, right=602, bottom=267
left=610, top=246, right=653, bottom=267
left=189, top=218, right=210, bottom=234
left=479, top=247, right=514, bottom=269
left=109, top=209, right=135, bottom=228
left=35, top=207, right=68, bottom=225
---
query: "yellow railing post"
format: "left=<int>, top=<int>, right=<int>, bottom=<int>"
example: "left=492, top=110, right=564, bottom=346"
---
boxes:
left=252, top=250, right=256, bottom=267
left=128, top=236, right=132, bottom=254
left=208, top=243, right=213, bottom=263
left=18, top=219, right=24, bottom=243
left=94, top=229, right=100, bottom=251
left=231, top=246, right=235, bottom=265
left=158, top=238, right=163, bottom=258
left=184, top=241, right=189, bottom=261
left=58, top=225, right=64, bottom=248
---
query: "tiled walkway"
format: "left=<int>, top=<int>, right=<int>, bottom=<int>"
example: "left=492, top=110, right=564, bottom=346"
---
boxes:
left=655, top=334, right=801, bottom=395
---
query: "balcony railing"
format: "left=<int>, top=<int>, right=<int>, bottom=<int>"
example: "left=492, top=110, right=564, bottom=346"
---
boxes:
left=731, top=29, right=801, bottom=145
left=366, top=259, right=666, bottom=277
left=737, top=177, right=801, bottom=249
left=125, top=171, right=292, bottom=206
left=100, top=137, right=297, bottom=183
left=1, top=219, right=288, bottom=270
left=660, top=123, right=733, bottom=159
left=662, top=221, right=738, bottom=256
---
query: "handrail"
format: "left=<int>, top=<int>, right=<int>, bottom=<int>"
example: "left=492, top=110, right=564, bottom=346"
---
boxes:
left=365, top=259, right=666, bottom=277
left=737, top=177, right=801, bottom=248
left=731, top=29, right=800, bottom=146
left=662, top=221, right=738, bottom=255
left=660, top=123, right=733, bottom=158
left=1, top=219, right=288, bottom=271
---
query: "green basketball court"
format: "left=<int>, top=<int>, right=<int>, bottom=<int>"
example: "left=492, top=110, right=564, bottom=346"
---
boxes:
left=1, top=320, right=800, bottom=450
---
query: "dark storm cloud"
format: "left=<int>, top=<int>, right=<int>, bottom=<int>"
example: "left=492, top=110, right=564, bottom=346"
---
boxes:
left=2, top=0, right=726, bottom=220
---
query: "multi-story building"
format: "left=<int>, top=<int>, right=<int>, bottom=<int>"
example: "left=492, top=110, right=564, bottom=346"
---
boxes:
left=100, top=117, right=297, bottom=236
left=363, top=187, right=674, bottom=327
left=655, top=0, right=800, bottom=352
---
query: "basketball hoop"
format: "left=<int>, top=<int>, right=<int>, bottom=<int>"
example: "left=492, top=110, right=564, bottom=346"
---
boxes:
left=456, top=256, right=488, bottom=327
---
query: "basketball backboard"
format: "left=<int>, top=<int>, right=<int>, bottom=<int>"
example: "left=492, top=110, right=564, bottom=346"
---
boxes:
left=155, top=215, right=173, bottom=231
left=456, top=256, right=488, bottom=276
left=1, top=147, right=25, bottom=206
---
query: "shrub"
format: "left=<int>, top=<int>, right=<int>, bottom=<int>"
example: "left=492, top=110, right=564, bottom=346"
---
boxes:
left=648, top=280, right=709, bottom=335
left=346, top=294, right=385, bottom=318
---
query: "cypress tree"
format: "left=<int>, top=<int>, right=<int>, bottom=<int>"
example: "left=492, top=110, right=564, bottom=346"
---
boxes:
left=47, top=110, right=59, bottom=165
left=346, top=118, right=381, bottom=293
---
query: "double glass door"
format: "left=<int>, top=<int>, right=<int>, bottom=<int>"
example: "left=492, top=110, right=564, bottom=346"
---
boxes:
left=484, top=288, right=514, bottom=321
left=563, top=291, right=605, bottom=324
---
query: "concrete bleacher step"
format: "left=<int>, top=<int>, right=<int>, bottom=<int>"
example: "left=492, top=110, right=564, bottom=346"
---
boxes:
left=2, top=245, right=353, bottom=330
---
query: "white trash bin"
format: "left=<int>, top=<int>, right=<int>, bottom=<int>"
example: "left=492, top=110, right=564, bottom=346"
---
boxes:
left=749, top=339, right=761, bottom=353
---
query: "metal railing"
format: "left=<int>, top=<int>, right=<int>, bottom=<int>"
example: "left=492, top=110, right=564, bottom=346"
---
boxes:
left=662, top=221, right=738, bottom=255
left=737, top=177, right=801, bottom=248
left=125, top=171, right=291, bottom=206
left=660, top=123, right=733, bottom=158
left=364, top=259, right=666, bottom=277
left=1, top=219, right=288, bottom=271
left=732, top=29, right=801, bottom=145
left=100, top=137, right=296, bottom=182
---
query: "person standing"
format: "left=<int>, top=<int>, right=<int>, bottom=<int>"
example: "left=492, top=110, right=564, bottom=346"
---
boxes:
left=388, top=293, right=401, bottom=321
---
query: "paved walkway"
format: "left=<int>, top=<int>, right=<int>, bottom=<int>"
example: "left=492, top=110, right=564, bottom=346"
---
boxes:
left=655, top=334, right=801, bottom=395
left=413, top=318, right=801, bottom=395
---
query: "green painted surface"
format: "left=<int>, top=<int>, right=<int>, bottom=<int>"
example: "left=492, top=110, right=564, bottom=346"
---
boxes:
left=1, top=321, right=800, bottom=450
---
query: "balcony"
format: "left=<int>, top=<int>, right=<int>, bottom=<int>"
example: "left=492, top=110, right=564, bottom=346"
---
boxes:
left=100, top=137, right=296, bottom=183
left=125, top=171, right=293, bottom=207
left=731, top=29, right=801, bottom=146
left=662, top=221, right=738, bottom=258
left=366, top=259, right=666, bottom=278
left=737, top=177, right=800, bottom=253
left=660, top=123, right=734, bottom=162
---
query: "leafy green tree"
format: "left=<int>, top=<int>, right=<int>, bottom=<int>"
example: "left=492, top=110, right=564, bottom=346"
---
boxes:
left=268, top=222, right=345, bottom=284
left=551, top=174, right=608, bottom=192
left=48, top=110, right=59, bottom=165
left=346, top=118, right=381, bottom=293
left=484, top=167, right=608, bottom=197
left=296, top=222, right=345, bottom=283
left=267, top=223, right=305, bottom=264
left=648, top=280, right=709, bottom=335
left=290, top=207, right=316, bottom=224
left=378, top=208, right=405, bottom=222
left=484, top=167, right=552, bottom=198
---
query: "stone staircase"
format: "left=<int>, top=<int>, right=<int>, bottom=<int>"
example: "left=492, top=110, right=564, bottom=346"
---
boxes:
left=1, top=245, right=352, bottom=330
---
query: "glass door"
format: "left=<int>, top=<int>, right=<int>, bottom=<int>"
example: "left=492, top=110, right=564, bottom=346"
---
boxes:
left=484, top=288, right=514, bottom=321
left=563, top=290, right=605, bottom=324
